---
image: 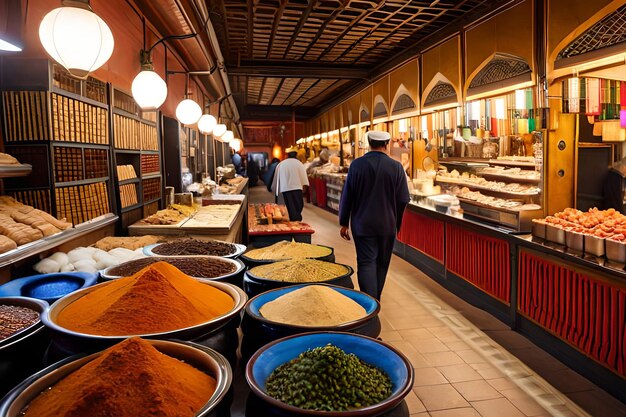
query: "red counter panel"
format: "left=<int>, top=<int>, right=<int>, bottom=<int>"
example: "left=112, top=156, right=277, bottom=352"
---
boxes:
left=398, top=210, right=444, bottom=262
left=445, top=224, right=511, bottom=303
left=518, top=249, right=626, bottom=377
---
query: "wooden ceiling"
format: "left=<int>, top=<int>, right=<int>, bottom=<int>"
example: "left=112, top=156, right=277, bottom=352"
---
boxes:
left=204, top=0, right=516, bottom=120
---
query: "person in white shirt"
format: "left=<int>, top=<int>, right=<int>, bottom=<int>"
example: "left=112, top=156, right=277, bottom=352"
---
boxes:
left=271, top=147, right=310, bottom=221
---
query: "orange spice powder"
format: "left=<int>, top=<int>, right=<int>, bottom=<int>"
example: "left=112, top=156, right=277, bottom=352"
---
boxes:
left=57, top=261, right=234, bottom=335
left=23, top=337, right=217, bottom=417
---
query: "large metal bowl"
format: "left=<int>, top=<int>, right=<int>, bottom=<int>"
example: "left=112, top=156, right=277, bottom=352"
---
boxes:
left=0, top=339, right=232, bottom=417
left=143, top=241, right=247, bottom=259
left=246, top=331, right=414, bottom=416
left=100, top=256, right=245, bottom=286
left=241, top=244, right=335, bottom=268
left=41, top=279, right=247, bottom=355
left=0, top=297, right=49, bottom=398
left=243, top=261, right=354, bottom=298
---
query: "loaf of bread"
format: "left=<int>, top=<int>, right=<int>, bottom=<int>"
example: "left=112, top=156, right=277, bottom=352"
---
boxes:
left=22, top=208, right=72, bottom=230
left=0, top=235, right=17, bottom=253
left=10, top=211, right=61, bottom=237
left=0, top=153, right=19, bottom=165
left=0, top=214, right=43, bottom=245
left=93, top=235, right=165, bottom=251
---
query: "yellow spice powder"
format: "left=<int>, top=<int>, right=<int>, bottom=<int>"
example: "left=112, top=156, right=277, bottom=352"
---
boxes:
left=259, top=285, right=367, bottom=327
left=250, top=259, right=348, bottom=283
left=244, top=241, right=331, bottom=261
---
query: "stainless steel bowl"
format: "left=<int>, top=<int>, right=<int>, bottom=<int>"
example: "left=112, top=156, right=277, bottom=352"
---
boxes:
left=100, top=256, right=245, bottom=283
left=0, top=339, right=232, bottom=417
left=531, top=219, right=546, bottom=240
left=41, top=279, right=247, bottom=354
left=605, top=239, right=626, bottom=264
left=143, top=242, right=247, bottom=259
left=0, top=297, right=49, bottom=398
left=545, top=224, right=565, bottom=245
left=584, top=234, right=605, bottom=257
left=564, top=230, right=584, bottom=252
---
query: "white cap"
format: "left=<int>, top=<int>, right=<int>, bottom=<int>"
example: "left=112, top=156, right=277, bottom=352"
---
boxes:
left=365, top=131, right=391, bottom=142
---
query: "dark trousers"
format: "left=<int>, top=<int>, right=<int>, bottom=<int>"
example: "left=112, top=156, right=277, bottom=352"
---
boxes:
left=353, top=234, right=396, bottom=301
left=282, top=189, right=304, bottom=221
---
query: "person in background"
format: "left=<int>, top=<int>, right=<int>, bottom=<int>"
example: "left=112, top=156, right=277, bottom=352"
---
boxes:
left=338, top=131, right=410, bottom=301
left=246, top=154, right=259, bottom=186
left=231, top=150, right=245, bottom=176
left=262, top=157, right=280, bottom=192
left=306, top=148, right=330, bottom=175
left=272, top=147, right=309, bottom=221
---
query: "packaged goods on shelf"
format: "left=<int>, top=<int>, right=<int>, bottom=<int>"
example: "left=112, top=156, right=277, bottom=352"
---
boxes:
left=116, top=164, right=137, bottom=181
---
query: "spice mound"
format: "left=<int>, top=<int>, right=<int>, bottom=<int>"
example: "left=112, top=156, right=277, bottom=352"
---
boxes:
left=266, top=343, right=392, bottom=411
left=250, top=259, right=348, bottom=283
left=23, top=337, right=216, bottom=417
left=0, top=305, right=39, bottom=340
left=57, top=261, right=234, bottom=335
left=107, top=256, right=237, bottom=279
left=260, top=285, right=367, bottom=327
left=153, top=238, right=237, bottom=256
left=244, top=241, right=332, bottom=261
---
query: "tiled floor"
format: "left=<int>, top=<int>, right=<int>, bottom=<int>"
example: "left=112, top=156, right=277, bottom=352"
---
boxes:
left=234, top=185, right=626, bottom=417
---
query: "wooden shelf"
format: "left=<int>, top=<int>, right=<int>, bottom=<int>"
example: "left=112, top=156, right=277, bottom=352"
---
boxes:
left=479, top=172, right=541, bottom=184
left=435, top=177, right=541, bottom=197
left=0, top=164, right=32, bottom=178
left=119, top=177, right=140, bottom=185
left=55, top=177, right=109, bottom=187
left=121, top=203, right=143, bottom=213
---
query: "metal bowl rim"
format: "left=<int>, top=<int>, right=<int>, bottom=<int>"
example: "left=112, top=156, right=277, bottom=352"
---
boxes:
left=42, top=279, right=247, bottom=340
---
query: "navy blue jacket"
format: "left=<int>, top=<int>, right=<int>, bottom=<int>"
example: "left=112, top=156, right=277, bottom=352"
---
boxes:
left=339, top=151, right=410, bottom=236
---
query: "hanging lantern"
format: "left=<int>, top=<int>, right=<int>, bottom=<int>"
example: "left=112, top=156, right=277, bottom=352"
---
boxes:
left=221, top=130, right=234, bottom=143
left=213, top=124, right=227, bottom=138
left=39, top=0, right=114, bottom=79
left=198, top=114, right=217, bottom=135
left=176, top=99, right=202, bottom=125
left=230, top=138, right=243, bottom=152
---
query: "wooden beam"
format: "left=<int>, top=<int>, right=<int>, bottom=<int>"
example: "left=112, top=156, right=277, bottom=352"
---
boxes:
left=227, top=63, right=369, bottom=79
left=281, top=0, right=319, bottom=60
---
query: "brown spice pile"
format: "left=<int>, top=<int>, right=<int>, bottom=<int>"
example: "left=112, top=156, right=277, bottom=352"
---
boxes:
left=0, top=305, right=39, bottom=340
left=153, top=238, right=237, bottom=256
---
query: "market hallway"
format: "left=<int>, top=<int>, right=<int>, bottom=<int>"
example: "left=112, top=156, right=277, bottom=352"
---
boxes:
left=246, top=184, right=626, bottom=417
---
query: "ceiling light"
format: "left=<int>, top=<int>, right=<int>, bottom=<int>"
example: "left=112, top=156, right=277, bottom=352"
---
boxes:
left=198, top=114, right=217, bottom=135
left=131, top=51, right=167, bottom=110
left=176, top=99, right=202, bottom=125
left=213, top=124, right=227, bottom=138
left=39, top=0, right=114, bottom=79
left=221, top=130, right=234, bottom=143
left=0, top=0, right=23, bottom=51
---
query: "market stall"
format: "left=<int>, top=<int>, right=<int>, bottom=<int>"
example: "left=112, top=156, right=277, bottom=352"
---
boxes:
left=247, top=203, right=315, bottom=246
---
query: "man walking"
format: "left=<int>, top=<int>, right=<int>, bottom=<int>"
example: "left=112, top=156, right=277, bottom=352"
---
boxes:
left=272, top=147, right=309, bottom=221
left=339, top=131, right=410, bottom=300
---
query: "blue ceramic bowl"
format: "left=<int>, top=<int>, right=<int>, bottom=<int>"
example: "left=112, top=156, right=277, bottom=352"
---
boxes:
left=247, top=284, right=379, bottom=329
left=0, top=272, right=98, bottom=304
left=246, top=332, right=414, bottom=416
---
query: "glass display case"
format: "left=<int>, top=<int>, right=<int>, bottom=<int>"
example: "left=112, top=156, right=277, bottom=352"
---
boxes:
left=419, top=90, right=546, bottom=231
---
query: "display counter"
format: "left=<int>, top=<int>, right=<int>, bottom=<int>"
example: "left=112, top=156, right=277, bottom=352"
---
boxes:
left=395, top=203, right=626, bottom=400
left=128, top=199, right=247, bottom=243
left=248, top=204, right=315, bottom=246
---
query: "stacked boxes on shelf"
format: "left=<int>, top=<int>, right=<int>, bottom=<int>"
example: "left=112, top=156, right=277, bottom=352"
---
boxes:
left=111, top=89, right=162, bottom=228
left=1, top=63, right=113, bottom=226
